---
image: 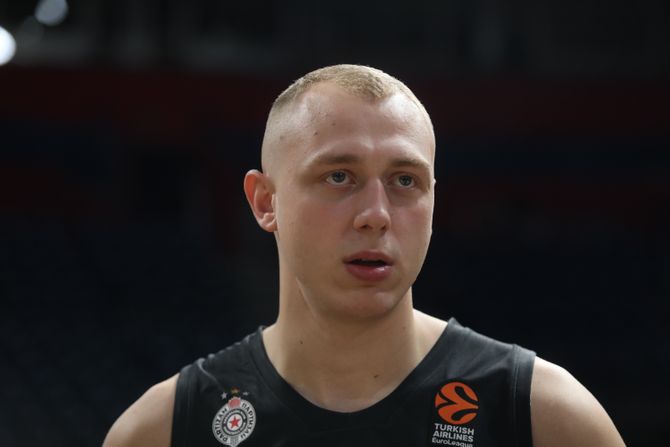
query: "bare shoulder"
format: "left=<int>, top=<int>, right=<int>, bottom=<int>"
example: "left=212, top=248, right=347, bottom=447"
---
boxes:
left=530, top=357, right=625, bottom=447
left=102, top=374, right=179, bottom=447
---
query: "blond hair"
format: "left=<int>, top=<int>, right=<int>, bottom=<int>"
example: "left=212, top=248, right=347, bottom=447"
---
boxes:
left=261, top=64, right=434, bottom=172
left=269, top=64, right=428, bottom=120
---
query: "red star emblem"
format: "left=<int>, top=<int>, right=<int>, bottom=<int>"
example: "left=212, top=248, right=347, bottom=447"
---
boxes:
left=228, top=416, right=241, bottom=429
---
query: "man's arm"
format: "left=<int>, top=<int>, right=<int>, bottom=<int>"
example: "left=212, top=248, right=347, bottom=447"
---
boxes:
left=531, top=357, right=625, bottom=447
left=102, top=374, right=178, bottom=447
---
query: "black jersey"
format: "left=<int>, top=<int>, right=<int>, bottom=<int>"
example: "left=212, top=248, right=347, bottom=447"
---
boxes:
left=172, top=318, right=535, bottom=447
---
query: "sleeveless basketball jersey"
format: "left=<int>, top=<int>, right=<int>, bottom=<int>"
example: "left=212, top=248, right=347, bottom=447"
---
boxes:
left=172, top=318, right=536, bottom=447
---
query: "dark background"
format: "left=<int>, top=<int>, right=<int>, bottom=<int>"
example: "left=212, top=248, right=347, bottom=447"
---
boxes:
left=1, top=0, right=668, bottom=445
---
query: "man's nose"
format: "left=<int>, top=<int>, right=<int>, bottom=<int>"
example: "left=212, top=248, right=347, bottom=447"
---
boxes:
left=353, top=180, right=391, bottom=232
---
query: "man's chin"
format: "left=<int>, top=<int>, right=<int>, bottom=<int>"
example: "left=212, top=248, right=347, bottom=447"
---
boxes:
left=324, top=290, right=409, bottom=324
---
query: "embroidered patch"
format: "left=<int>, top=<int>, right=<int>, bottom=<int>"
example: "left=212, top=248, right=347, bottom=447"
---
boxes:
left=212, top=396, right=256, bottom=446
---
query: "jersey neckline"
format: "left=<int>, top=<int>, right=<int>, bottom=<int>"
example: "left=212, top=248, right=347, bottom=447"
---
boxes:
left=247, top=316, right=464, bottom=431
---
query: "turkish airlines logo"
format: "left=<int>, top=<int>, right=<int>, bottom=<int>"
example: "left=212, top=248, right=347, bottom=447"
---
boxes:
left=434, top=382, right=479, bottom=425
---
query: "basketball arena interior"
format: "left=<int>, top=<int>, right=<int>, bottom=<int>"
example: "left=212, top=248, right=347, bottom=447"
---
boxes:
left=0, top=1, right=668, bottom=445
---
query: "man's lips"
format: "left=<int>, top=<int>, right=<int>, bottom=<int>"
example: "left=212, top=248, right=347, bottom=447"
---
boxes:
left=343, top=251, right=394, bottom=266
left=343, top=251, right=394, bottom=281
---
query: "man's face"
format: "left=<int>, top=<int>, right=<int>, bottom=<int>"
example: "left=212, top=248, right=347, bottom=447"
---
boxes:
left=268, top=83, right=435, bottom=322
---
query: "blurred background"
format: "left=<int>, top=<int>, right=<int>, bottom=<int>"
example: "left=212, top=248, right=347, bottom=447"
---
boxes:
left=0, top=0, right=668, bottom=445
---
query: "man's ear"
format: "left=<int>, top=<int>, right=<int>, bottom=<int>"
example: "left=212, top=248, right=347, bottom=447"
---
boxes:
left=244, top=169, right=277, bottom=232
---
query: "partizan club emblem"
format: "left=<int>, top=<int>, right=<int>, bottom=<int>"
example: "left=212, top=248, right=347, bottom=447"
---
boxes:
left=212, top=395, right=257, bottom=446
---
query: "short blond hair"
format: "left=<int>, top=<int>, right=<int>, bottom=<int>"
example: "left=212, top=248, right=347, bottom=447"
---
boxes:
left=270, top=64, right=429, bottom=120
left=261, top=64, right=434, bottom=173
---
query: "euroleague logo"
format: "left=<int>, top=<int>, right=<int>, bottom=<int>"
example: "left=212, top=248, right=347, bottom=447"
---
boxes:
left=434, top=381, right=479, bottom=425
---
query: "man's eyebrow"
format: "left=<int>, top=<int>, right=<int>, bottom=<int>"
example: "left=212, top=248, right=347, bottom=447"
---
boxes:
left=304, top=152, right=361, bottom=167
left=389, top=157, right=431, bottom=172
left=304, top=152, right=431, bottom=172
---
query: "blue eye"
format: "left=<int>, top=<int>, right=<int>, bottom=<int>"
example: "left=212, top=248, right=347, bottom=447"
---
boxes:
left=326, top=171, right=348, bottom=184
left=397, top=175, right=414, bottom=187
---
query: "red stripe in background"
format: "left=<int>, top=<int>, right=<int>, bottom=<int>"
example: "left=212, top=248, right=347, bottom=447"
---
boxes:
left=1, top=66, right=668, bottom=139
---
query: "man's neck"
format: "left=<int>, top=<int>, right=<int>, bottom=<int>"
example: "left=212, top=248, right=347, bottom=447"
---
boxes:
left=262, top=304, right=447, bottom=412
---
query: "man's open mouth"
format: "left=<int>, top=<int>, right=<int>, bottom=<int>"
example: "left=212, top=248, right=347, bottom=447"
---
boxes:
left=348, top=259, right=388, bottom=267
left=343, top=252, right=393, bottom=281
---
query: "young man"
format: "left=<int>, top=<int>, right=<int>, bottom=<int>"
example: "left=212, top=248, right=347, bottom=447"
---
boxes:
left=103, top=65, right=625, bottom=447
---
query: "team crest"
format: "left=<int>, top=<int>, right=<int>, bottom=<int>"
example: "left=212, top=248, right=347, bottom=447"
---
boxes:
left=212, top=394, right=256, bottom=446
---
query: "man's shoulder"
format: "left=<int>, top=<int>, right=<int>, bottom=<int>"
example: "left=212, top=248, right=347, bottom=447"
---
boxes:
left=102, top=374, right=178, bottom=447
left=531, top=357, right=625, bottom=447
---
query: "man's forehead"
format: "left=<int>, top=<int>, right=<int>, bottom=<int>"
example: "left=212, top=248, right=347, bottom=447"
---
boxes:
left=278, top=83, right=366, bottom=130
left=293, top=83, right=409, bottom=118
left=283, top=84, right=430, bottom=140
left=263, top=82, right=434, bottom=174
